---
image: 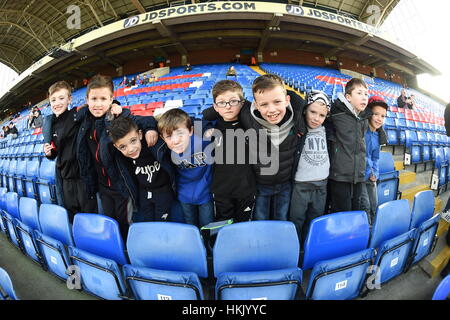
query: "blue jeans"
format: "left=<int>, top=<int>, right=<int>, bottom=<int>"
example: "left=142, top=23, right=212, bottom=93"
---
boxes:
left=180, top=200, right=215, bottom=228
left=254, top=182, right=292, bottom=221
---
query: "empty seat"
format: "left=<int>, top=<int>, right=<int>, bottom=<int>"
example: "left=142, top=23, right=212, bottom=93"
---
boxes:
left=37, top=159, right=56, bottom=204
left=4, top=192, right=21, bottom=248
left=0, top=267, right=19, bottom=300
left=70, top=213, right=128, bottom=300
left=35, top=204, right=74, bottom=280
left=377, top=152, right=400, bottom=206
left=369, top=200, right=415, bottom=285
left=15, top=197, right=42, bottom=264
left=303, top=211, right=372, bottom=300
left=213, top=221, right=302, bottom=300
left=432, top=274, right=450, bottom=300
left=124, top=222, right=208, bottom=300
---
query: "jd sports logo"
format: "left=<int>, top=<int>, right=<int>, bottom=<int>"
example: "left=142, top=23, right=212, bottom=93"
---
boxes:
left=124, top=16, right=140, bottom=28
left=286, top=5, right=304, bottom=16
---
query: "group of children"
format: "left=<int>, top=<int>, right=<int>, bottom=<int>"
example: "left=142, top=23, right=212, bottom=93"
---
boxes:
left=43, top=72, right=388, bottom=245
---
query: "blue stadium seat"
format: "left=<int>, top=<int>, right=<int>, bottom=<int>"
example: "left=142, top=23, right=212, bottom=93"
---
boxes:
left=24, top=159, right=39, bottom=199
left=37, top=159, right=56, bottom=204
left=432, top=274, right=450, bottom=300
left=369, top=200, right=415, bottom=284
left=124, top=222, right=208, bottom=300
left=35, top=204, right=73, bottom=280
left=0, top=187, right=7, bottom=235
left=377, top=152, right=400, bottom=206
left=7, top=160, right=17, bottom=193
left=15, top=197, right=42, bottom=264
left=213, top=221, right=301, bottom=300
left=4, top=192, right=21, bottom=248
left=0, top=267, right=19, bottom=300
left=302, top=211, right=371, bottom=300
left=70, top=213, right=129, bottom=300
left=15, top=159, right=26, bottom=197
left=410, top=190, right=435, bottom=229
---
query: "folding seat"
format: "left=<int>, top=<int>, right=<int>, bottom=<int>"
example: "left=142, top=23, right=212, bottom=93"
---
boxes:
left=15, top=197, right=43, bottom=264
left=123, top=222, right=208, bottom=300
left=24, top=158, right=39, bottom=199
left=7, top=159, right=17, bottom=192
left=15, top=159, right=27, bottom=197
left=0, top=187, right=8, bottom=235
left=3, top=192, right=21, bottom=248
left=369, top=200, right=416, bottom=285
left=0, top=267, right=19, bottom=300
left=213, top=221, right=302, bottom=300
left=34, top=204, right=74, bottom=280
left=404, top=191, right=440, bottom=270
left=431, top=148, right=447, bottom=193
left=69, top=213, right=129, bottom=300
left=180, top=105, right=200, bottom=117
left=302, top=211, right=372, bottom=300
left=0, top=158, right=9, bottom=189
left=432, top=274, right=450, bottom=300
left=36, top=159, right=56, bottom=204
left=377, top=152, right=400, bottom=205
left=24, top=143, right=34, bottom=158
left=33, top=143, right=44, bottom=158
left=405, top=130, right=420, bottom=165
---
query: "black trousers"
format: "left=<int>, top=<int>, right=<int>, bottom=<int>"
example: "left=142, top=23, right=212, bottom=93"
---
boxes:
left=213, top=194, right=255, bottom=222
left=98, top=184, right=130, bottom=240
left=62, top=178, right=98, bottom=222
left=328, top=180, right=365, bottom=214
left=138, top=189, right=174, bottom=222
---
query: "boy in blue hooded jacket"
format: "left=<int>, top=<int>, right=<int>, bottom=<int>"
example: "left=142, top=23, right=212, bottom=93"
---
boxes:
left=157, top=108, right=214, bottom=228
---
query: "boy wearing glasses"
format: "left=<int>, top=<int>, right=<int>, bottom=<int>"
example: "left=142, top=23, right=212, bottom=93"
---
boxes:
left=210, top=80, right=256, bottom=222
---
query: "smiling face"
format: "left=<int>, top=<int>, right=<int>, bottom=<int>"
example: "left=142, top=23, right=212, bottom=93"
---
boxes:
left=87, top=87, right=114, bottom=118
left=114, top=129, right=143, bottom=159
left=213, top=90, right=243, bottom=122
left=369, top=105, right=387, bottom=131
left=346, top=84, right=369, bottom=113
left=161, top=124, right=193, bottom=154
left=49, top=88, right=72, bottom=117
left=305, top=101, right=328, bottom=129
left=254, top=85, right=290, bottom=125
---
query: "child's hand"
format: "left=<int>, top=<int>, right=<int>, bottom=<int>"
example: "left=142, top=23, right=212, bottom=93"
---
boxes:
left=110, top=103, right=122, bottom=116
left=145, top=130, right=158, bottom=147
left=43, top=143, right=53, bottom=156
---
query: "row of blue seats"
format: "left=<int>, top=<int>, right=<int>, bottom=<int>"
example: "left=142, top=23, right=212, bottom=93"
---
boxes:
left=0, top=159, right=56, bottom=205
left=0, top=143, right=45, bottom=159
left=0, top=188, right=440, bottom=300
left=384, top=117, right=446, bottom=134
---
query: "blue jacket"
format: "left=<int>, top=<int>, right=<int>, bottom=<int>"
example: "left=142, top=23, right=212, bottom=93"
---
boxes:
left=172, top=131, right=213, bottom=205
left=365, top=128, right=380, bottom=181
left=101, top=137, right=176, bottom=209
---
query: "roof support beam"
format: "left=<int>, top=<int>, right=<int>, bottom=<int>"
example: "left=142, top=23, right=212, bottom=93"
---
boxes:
left=130, top=0, right=146, bottom=14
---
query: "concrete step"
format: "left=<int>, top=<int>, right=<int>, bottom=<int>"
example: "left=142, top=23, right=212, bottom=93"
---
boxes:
left=399, top=171, right=416, bottom=185
left=395, top=161, right=405, bottom=171
left=420, top=222, right=449, bottom=278
left=401, top=184, right=430, bottom=203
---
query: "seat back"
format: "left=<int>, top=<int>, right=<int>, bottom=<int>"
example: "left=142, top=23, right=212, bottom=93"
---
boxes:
left=302, top=211, right=370, bottom=270
left=18, top=197, right=40, bottom=230
left=432, top=274, right=450, bottom=300
left=213, top=221, right=299, bottom=275
left=73, top=213, right=128, bottom=265
left=410, top=190, right=435, bottom=229
left=5, top=192, right=20, bottom=220
left=369, top=200, right=411, bottom=249
left=127, top=222, right=207, bottom=277
left=0, top=267, right=19, bottom=300
left=38, top=204, right=73, bottom=246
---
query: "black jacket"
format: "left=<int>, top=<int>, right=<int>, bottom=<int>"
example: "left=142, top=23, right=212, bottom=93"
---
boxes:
left=445, top=104, right=450, bottom=137
left=202, top=90, right=306, bottom=185
left=326, top=94, right=370, bottom=184
left=75, top=107, right=156, bottom=197
left=101, top=137, right=176, bottom=209
left=209, top=117, right=256, bottom=198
